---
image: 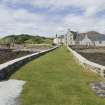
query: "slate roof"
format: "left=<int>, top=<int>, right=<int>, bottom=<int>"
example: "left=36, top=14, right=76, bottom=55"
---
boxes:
left=70, top=31, right=77, bottom=40
left=75, top=32, right=105, bottom=41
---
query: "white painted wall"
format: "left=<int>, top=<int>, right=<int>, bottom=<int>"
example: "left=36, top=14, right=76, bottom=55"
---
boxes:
left=53, top=38, right=59, bottom=44
left=80, top=35, right=93, bottom=46
left=67, top=46, right=105, bottom=77
left=66, top=31, right=75, bottom=45
left=94, top=41, right=105, bottom=46
left=0, top=46, right=58, bottom=79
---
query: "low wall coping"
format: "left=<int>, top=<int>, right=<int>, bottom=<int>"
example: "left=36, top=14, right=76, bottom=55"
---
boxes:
left=0, top=46, right=58, bottom=71
left=67, top=46, right=105, bottom=70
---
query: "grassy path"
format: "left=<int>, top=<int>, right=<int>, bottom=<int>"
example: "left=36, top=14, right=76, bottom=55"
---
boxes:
left=11, top=47, right=105, bottom=105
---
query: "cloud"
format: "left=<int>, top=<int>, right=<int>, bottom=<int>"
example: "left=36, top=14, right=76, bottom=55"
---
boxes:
left=2, top=0, right=105, bottom=16
left=0, top=3, right=66, bottom=37
left=0, top=0, right=105, bottom=37
left=0, top=5, right=51, bottom=36
left=63, top=14, right=105, bottom=33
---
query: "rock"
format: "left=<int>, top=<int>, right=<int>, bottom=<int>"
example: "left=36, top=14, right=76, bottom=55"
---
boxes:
left=90, top=81, right=105, bottom=98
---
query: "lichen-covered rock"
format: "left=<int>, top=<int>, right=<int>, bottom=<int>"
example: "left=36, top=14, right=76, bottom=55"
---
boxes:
left=90, top=81, right=105, bottom=97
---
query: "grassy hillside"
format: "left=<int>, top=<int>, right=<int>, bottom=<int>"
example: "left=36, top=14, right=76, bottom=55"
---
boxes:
left=0, top=34, right=53, bottom=44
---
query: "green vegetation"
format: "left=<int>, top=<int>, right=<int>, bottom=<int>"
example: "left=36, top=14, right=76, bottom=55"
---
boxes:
left=0, top=34, right=53, bottom=44
left=11, top=47, right=105, bottom=105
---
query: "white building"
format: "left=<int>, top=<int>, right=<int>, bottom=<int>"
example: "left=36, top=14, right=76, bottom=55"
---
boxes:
left=80, top=34, right=94, bottom=46
left=53, top=35, right=64, bottom=45
left=64, top=29, right=77, bottom=46
left=53, top=37, right=59, bottom=45
left=64, top=29, right=105, bottom=46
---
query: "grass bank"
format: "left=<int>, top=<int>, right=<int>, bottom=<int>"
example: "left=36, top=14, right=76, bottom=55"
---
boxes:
left=11, top=47, right=105, bottom=105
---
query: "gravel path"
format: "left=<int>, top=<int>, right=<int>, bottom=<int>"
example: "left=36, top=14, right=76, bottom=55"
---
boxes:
left=0, top=79, right=25, bottom=105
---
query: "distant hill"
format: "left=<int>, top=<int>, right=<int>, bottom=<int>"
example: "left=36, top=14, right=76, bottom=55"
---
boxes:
left=0, top=34, right=53, bottom=44
left=80, top=31, right=104, bottom=36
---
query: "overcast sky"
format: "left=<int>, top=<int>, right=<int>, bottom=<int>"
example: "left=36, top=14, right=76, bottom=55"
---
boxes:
left=0, top=0, right=105, bottom=37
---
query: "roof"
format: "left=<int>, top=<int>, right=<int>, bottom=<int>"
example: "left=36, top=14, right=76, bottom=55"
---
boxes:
left=70, top=31, right=77, bottom=40
left=66, top=30, right=105, bottom=41
left=75, top=32, right=105, bottom=41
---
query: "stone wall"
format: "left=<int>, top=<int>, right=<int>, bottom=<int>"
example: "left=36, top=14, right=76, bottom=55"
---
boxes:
left=67, top=46, right=105, bottom=78
left=0, top=46, right=58, bottom=80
